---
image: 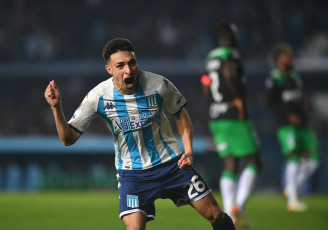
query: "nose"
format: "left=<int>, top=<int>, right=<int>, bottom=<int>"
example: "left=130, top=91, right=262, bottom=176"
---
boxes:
left=124, top=64, right=131, bottom=74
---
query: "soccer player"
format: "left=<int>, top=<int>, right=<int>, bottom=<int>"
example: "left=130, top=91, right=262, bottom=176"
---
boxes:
left=265, top=43, right=320, bottom=212
left=200, top=23, right=261, bottom=227
left=44, top=38, right=235, bottom=230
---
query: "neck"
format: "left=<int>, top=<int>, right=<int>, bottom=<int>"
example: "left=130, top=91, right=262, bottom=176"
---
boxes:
left=278, top=65, right=291, bottom=74
left=113, top=76, right=139, bottom=95
left=219, top=39, right=236, bottom=48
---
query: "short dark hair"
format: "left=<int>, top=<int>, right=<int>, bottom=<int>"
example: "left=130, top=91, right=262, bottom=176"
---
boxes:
left=267, top=42, right=293, bottom=65
left=214, top=22, right=238, bottom=46
left=102, top=38, right=135, bottom=62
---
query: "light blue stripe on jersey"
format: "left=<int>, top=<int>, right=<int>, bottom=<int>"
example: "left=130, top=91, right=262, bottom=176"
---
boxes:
left=114, top=89, right=142, bottom=170
left=97, top=95, right=123, bottom=170
left=135, top=86, right=161, bottom=167
left=155, top=91, right=177, bottom=159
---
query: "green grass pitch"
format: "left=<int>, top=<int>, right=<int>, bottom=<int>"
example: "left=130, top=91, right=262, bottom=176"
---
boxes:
left=0, top=191, right=327, bottom=230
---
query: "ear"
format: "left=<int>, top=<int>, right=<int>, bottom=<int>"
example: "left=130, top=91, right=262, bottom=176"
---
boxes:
left=105, top=64, right=113, bottom=75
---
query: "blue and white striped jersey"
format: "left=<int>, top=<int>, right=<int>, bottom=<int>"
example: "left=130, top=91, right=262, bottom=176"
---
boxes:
left=68, top=70, right=187, bottom=170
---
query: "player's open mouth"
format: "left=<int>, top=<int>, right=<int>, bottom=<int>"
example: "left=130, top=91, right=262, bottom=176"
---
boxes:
left=124, top=76, right=135, bottom=88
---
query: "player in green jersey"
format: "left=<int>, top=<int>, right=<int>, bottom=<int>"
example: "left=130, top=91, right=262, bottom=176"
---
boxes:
left=265, top=43, right=320, bottom=212
left=201, top=22, right=261, bottom=228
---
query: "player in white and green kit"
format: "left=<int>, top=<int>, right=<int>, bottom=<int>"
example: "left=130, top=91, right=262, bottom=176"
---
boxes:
left=201, top=22, right=261, bottom=227
left=265, top=43, right=320, bottom=212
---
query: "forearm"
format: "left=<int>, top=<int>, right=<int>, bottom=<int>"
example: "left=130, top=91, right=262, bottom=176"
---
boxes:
left=51, top=106, right=79, bottom=146
left=176, top=109, right=193, bottom=155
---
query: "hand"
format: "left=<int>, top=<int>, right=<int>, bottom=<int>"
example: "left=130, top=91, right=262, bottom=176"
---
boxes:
left=230, top=98, right=245, bottom=120
left=44, top=80, right=61, bottom=108
left=178, top=153, right=193, bottom=170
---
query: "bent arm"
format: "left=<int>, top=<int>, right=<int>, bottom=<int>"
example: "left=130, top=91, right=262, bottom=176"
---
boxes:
left=44, top=80, right=80, bottom=146
left=175, top=108, right=193, bottom=169
left=51, top=106, right=81, bottom=146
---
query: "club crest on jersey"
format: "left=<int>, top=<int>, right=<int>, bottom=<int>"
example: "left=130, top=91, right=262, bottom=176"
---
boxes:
left=127, top=195, right=139, bottom=208
left=146, top=95, right=158, bottom=107
left=105, top=102, right=116, bottom=110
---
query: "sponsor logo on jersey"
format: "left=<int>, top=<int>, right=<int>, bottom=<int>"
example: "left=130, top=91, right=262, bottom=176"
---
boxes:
left=282, top=89, right=302, bottom=102
left=113, top=111, right=159, bottom=133
left=127, top=195, right=139, bottom=208
left=217, top=142, right=228, bottom=151
left=105, top=102, right=116, bottom=110
left=209, top=102, right=229, bottom=119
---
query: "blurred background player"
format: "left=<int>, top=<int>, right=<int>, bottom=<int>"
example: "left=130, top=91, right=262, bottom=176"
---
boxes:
left=265, top=43, right=320, bottom=212
left=201, top=22, right=261, bottom=227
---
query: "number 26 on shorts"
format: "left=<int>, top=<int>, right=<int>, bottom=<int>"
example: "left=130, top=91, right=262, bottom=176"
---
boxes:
left=183, top=175, right=206, bottom=199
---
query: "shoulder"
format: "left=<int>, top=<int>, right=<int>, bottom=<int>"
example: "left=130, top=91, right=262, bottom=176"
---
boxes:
left=290, top=70, right=301, bottom=80
left=269, top=69, right=280, bottom=78
left=268, top=69, right=286, bottom=86
left=290, top=70, right=303, bottom=86
left=140, top=70, right=164, bottom=81
left=265, top=69, right=280, bottom=89
left=205, top=46, right=239, bottom=62
left=205, top=47, right=240, bottom=72
left=91, top=78, right=112, bottom=94
left=139, top=70, right=171, bottom=91
left=83, top=78, right=113, bottom=104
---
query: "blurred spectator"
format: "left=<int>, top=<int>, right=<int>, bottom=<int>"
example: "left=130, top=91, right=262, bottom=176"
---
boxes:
left=0, top=0, right=328, bottom=61
left=0, top=0, right=328, bottom=137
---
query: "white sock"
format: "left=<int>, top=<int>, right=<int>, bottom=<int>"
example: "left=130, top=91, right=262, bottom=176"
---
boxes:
left=285, top=161, right=299, bottom=204
left=297, top=159, right=319, bottom=189
left=220, top=176, right=236, bottom=215
left=236, top=166, right=258, bottom=211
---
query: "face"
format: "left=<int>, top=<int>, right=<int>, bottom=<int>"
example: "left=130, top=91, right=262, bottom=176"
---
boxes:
left=105, top=51, right=139, bottom=95
left=277, top=51, right=293, bottom=72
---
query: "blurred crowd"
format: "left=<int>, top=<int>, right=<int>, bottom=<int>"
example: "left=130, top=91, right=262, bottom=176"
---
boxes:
left=1, top=0, right=328, bottom=137
left=1, top=0, right=328, bottom=62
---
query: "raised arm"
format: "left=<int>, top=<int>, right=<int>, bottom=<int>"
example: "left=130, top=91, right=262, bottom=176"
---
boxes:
left=175, top=108, right=193, bottom=170
left=44, top=80, right=81, bottom=146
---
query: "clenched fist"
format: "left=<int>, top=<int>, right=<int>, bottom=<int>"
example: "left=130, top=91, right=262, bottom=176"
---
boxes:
left=44, top=80, right=61, bottom=108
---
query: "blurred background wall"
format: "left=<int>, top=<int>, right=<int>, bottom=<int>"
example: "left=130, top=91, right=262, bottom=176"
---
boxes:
left=0, top=0, right=327, bottom=193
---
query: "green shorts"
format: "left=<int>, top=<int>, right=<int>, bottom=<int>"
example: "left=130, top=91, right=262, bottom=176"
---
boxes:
left=209, top=119, right=260, bottom=158
left=277, top=125, right=320, bottom=159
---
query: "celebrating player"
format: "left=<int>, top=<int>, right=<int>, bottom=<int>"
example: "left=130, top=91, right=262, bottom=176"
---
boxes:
left=201, top=22, right=261, bottom=227
left=265, top=43, right=320, bottom=212
left=44, top=38, right=235, bottom=230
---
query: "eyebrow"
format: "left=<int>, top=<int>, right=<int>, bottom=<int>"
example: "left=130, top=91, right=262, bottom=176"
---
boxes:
left=115, top=58, right=136, bottom=66
left=115, top=62, right=125, bottom=66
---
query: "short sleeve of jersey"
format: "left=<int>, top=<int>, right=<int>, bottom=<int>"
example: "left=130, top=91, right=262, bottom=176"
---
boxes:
left=160, top=77, right=187, bottom=114
left=68, top=90, right=99, bottom=134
